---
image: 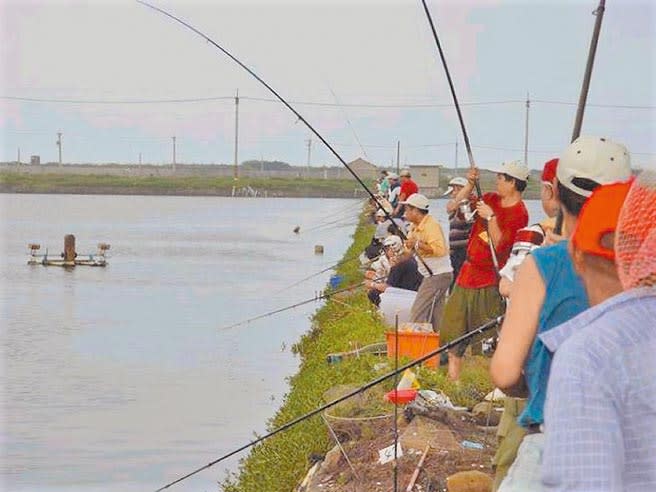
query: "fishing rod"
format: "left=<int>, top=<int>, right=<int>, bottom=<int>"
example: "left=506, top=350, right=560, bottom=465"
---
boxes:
left=220, top=274, right=384, bottom=331
left=555, top=0, right=606, bottom=234
left=154, top=314, right=504, bottom=491
left=420, top=0, right=500, bottom=271
left=136, top=1, right=435, bottom=276
left=572, top=0, right=606, bottom=141
left=273, top=254, right=363, bottom=294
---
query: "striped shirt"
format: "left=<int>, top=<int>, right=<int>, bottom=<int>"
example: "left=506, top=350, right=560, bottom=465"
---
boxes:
left=540, top=287, right=656, bottom=492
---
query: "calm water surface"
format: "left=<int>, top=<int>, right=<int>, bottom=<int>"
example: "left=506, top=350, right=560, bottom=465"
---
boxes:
left=0, top=194, right=543, bottom=492
left=0, top=194, right=360, bottom=492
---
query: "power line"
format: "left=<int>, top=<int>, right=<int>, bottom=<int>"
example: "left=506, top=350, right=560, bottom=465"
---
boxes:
left=532, top=99, right=654, bottom=110
left=0, top=95, right=234, bottom=104
left=4, top=93, right=652, bottom=109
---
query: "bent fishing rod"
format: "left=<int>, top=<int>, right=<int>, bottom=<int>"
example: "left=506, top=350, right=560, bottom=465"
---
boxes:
left=420, top=0, right=500, bottom=271
left=136, top=0, right=435, bottom=275
left=155, top=314, right=503, bottom=491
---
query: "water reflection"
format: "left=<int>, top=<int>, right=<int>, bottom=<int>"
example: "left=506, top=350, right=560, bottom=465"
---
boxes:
left=1, top=194, right=360, bottom=492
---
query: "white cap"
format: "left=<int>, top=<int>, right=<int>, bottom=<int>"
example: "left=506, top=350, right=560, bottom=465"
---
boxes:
left=449, top=176, right=469, bottom=187
left=382, top=235, right=403, bottom=253
left=399, top=168, right=411, bottom=177
left=400, top=193, right=430, bottom=211
left=557, top=135, right=632, bottom=197
left=496, top=160, right=530, bottom=181
left=387, top=172, right=399, bottom=180
left=442, top=176, right=469, bottom=196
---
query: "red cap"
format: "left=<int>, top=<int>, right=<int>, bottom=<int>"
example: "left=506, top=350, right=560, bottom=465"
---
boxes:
left=571, top=179, right=633, bottom=260
left=541, top=158, right=558, bottom=183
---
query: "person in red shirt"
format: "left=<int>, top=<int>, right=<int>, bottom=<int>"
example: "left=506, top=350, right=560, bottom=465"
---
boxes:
left=393, top=168, right=419, bottom=217
left=440, top=161, right=529, bottom=380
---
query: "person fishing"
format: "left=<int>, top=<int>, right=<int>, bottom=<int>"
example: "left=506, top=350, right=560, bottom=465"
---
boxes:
left=387, top=172, right=401, bottom=209
left=366, top=235, right=422, bottom=307
left=538, top=158, right=561, bottom=237
left=540, top=174, right=656, bottom=492
left=490, top=159, right=562, bottom=490
left=490, top=136, right=632, bottom=492
left=392, top=169, right=419, bottom=218
left=440, top=160, right=529, bottom=381
left=401, top=193, right=452, bottom=332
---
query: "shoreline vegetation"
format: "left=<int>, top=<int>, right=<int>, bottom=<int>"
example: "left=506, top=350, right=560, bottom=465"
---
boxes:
left=221, top=211, right=494, bottom=492
left=0, top=169, right=544, bottom=199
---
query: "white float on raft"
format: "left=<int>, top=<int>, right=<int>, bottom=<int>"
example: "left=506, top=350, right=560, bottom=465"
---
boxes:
left=27, top=241, right=110, bottom=267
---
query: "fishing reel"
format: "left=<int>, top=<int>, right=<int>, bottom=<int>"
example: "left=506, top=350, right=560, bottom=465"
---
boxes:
left=482, top=334, right=498, bottom=356
left=457, top=199, right=478, bottom=223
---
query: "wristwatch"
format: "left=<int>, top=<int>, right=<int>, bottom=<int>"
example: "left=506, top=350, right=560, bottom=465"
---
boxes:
left=486, top=214, right=496, bottom=223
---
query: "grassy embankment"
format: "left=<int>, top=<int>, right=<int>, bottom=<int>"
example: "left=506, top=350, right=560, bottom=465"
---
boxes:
left=0, top=170, right=543, bottom=199
left=0, top=172, right=365, bottom=198
left=221, top=213, right=493, bottom=492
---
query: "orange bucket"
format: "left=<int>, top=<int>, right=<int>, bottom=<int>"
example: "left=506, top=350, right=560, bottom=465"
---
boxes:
left=385, top=331, right=440, bottom=368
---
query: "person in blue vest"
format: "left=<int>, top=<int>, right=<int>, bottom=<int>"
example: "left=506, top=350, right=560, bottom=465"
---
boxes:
left=490, top=136, right=633, bottom=492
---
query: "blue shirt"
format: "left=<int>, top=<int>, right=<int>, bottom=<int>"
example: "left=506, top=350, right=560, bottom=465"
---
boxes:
left=540, top=287, right=656, bottom=492
left=518, top=241, right=588, bottom=427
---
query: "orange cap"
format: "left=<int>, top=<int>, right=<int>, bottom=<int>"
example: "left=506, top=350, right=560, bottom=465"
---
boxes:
left=571, top=179, right=633, bottom=260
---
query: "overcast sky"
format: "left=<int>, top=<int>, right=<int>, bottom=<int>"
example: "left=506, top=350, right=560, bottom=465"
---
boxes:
left=1, top=0, right=654, bottom=170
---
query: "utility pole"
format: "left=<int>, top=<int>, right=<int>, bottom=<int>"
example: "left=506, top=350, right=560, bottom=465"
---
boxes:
left=306, top=137, right=312, bottom=176
left=172, top=136, right=176, bottom=171
left=234, top=89, right=240, bottom=180
left=454, top=141, right=458, bottom=174
left=17, top=147, right=21, bottom=165
left=396, top=140, right=400, bottom=175
left=138, top=152, right=142, bottom=171
left=56, top=132, right=62, bottom=167
left=524, top=92, right=530, bottom=167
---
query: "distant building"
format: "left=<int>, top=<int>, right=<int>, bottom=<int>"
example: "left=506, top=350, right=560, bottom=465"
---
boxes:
left=30, top=155, right=41, bottom=165
left=348, top=157, right=379, bottom=180
left=410, top=164, right=442, bottom=197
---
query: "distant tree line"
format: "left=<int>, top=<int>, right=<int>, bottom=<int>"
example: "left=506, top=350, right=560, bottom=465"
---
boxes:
left=240, top=160, right=292, bottom=170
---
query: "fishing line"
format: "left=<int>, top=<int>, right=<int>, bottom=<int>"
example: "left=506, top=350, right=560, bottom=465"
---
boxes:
left=302, top=212, right=361, bottom=234
left=136, top=0, right=434, bottom=276
left=420, top=0, right=500, bottom=271
left=154, top=315, right=504, bottom=491
left=303, top=218, right=355, bottom=235
left=328, top=86, right=369, bottom=159
left=311, top=198, right=366, bottom=224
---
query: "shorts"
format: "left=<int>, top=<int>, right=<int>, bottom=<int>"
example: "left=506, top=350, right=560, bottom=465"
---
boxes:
left=439, top=284, right=504, bottom=356
left=497, top=433, right=544, bottom=492
left=492, top=398, right=528, bottom=491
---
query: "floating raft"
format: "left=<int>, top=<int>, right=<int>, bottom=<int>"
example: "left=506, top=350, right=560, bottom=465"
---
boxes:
left=27, top=237, right=110, bottom=267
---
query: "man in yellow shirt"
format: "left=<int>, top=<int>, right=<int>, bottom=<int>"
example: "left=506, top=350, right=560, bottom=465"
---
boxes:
left=401, top=193, right=453, bottom=331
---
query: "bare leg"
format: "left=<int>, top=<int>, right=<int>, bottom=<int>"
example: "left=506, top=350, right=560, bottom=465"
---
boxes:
left=448, top=352, right=463, bottom=381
